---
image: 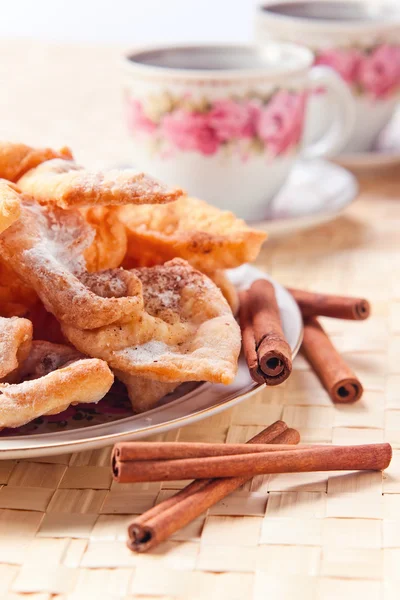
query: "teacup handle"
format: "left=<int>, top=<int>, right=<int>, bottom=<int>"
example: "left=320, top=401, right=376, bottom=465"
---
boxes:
left=301, top=65, right=356, bottom=160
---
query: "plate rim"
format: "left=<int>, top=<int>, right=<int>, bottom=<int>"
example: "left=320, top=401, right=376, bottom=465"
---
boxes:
left=0, top=266, right=303, bottom=458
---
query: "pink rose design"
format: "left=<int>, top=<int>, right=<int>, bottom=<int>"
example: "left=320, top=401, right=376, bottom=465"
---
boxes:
left=162, top=110, right=219, bottom=156
left=315, top=48, right=362, bottom=84
left=208, top=99, right=257, bottom=141
left=126, top=98, right=157, bottom=134
left=257, top=90, right=306, bottom=156
left=358, top=44, right=400, bottom=98
left=242, top=100, right=262, bottom=138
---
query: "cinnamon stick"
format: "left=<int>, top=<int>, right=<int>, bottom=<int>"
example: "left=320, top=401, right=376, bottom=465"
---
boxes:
left=272, top=427, right=300, bottom=445
left=114, top=442, right=320, bottom=480
left=114, top=440, right=303, bottom=463
left=116, top=443, right=391, bottom=483
left=127, top=419, right=296, bottom=552
left=239, top=279, right=292, bottom=386
left=288, top=288, right=370, bottom=321
left=302, top=316, right=363, bottom=403
left=238, top=289, right=264, bottom=384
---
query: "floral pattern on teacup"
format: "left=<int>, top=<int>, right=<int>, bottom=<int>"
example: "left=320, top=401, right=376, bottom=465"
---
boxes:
left=125, top=89, right=306, bottom=159
left=315, top=43, right=400, bottom=99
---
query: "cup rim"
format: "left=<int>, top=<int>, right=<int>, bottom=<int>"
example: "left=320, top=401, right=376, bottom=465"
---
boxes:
left=257, top=1, right=400, bottom=30
left=123, top=42, right=314, bottom=80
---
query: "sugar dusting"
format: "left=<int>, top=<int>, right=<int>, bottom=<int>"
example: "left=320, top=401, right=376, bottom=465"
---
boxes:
left=132, top=260, right=207, bottom=318
left=117, top=340, right=169, bottom=364
left=79, top=270, right=130, bottom=299
left=24, top=200, right=94, bottom=275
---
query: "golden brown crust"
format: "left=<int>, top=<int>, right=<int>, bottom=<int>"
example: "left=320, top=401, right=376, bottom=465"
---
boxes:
left=0, top=142, right=72, bottom=182
left=0, top=198, right=143, bottom=329
left=25, top=301, right=67, bottom=344
left=82, top=206, right=128, bottom=271
left=0, top=258, right=37, bottom=318
left=0, top=182, right=29, bottom=317
left=115, top=370, right=179, bottom=413
left=0, top=316, right=33, bottom=379
left=62, top=259, right=241, bottom=385
left=0, top=350, right=114, bottom=428
left=18, top=158, right=184, bottom=208
left=119, top=196, right=267, bottom=271
left=208, top=270, right=239, bottom=316
left=15, top=340, right=83, bottom=381
left=0, top=179, right=21, bottom=235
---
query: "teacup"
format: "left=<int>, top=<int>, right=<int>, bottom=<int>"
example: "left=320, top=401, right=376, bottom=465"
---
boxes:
left=255, top=1, right=400, bottom=154
left=123, top=43, right=355, bottom=221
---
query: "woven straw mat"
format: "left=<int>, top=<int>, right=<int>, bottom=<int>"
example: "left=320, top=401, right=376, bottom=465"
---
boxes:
left=0, top=40, right=399, bottom=600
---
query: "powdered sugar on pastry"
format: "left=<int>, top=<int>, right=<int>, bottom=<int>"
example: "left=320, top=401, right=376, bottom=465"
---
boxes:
left=0, top=354, right=113, bottom=428
left=62, top=259, right=241, bottom=385
left=18, top=158, right=184, bottom=208
left=0, top=198, right=143, bottom=329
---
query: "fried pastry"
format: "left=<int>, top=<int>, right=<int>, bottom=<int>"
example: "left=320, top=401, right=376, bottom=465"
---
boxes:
left=63, top=259, right=241, bottom=385
left=82, top=206, right=128, bottom=271
left=0, top=316, right=32, bottom=379
left=0, top=341, right=114, bottom=428
left=0, top=142, right=72, bottom=182
left=15, top=340, right=83, bottom=380
left=18, top=158, right=184, bottom=208
left=208, top=270, right=239, bottom=315
left=119, top=196, right=266, bottom=271
left=0, top=197, right=143, bottom=329
left=115, top=370, right=179, bottom=413
left=25, top=301, right=66, bottom=344
left=0, top=258, right=37, bottom=317
left=0, top=180, right=22, bottom=235
left=0, top=183, right=35, bottom=318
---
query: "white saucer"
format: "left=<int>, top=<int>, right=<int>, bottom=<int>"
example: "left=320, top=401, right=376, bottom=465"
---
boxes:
left=335, top=108, right=400, bottom=170
left=0, top=265, right=303, bottom=459
left=258, top=159, right=359, bottom=238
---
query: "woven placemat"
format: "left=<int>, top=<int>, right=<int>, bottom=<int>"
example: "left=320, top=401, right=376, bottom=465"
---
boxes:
left=0, top=40, right=399, bottom=599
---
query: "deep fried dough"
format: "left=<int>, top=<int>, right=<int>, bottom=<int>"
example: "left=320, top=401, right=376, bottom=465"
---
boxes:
left=82, top=206, right=128, bottom=271
left=0, top=180, right=21, bottom=235
left=0, top=341, right=114, bottom=428
left=208, top=270, right=239, bottom=315
left=18, top=158, right=184, bottom=208
left=25, top=301, right=67, bottom=344
left=0, top=258, right=37, bottom=317
left=0, top=316, right=32, bottom=379
left=63, top=259, right=241, bottom=385
left=0, top=183, right=35, bottom=318
left=0, top=198, right=143, bottom=329
left=15, top=340, right=83, bottom=381
left=119, top=196, right=266, bottom=271
left=115, top=370, right=179, bottom=413
left=0, top=142, right=72, bottom=182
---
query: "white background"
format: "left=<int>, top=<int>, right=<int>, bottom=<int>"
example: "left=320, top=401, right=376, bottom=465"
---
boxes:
left=0, top=0, right=261, bottom=44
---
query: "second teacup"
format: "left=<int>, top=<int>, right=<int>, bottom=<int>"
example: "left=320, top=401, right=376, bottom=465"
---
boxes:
left=256, top=1, right=400, bottom=154
left=123, top=43, right=354, bottom=221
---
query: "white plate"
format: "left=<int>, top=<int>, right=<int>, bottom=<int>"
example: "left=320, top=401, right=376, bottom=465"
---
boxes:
left=0, top=265, right=303, bottom=459
left=258, top=159, right=358, bottom=238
